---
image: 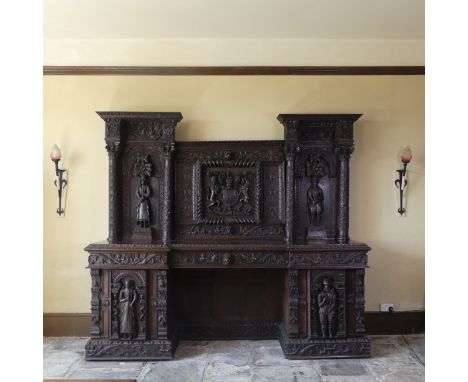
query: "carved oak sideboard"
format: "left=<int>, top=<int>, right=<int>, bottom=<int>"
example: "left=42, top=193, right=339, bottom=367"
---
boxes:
left=84, top=112, right=371, bottom=361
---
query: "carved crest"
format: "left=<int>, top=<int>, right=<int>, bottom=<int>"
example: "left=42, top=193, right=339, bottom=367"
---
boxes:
left=193, top=159, right=262, bottom=224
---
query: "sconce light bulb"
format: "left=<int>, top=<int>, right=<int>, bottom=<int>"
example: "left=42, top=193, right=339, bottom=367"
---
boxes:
left=50, top=144, right=62, bottom=161
left=401, top=146, right=412, bottom=164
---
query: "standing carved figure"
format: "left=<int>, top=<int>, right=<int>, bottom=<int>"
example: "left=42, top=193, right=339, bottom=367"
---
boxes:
left=305, top=154, right=325, bottom=227
left=136, top=179, right=151, bottom=227
left=119, top=279, right=137, bottom=338
left=207, top=173, right=220, bottom=210
left=318, top=277, right=337, bottom=338
left=307, top=181, right=324, bottom=226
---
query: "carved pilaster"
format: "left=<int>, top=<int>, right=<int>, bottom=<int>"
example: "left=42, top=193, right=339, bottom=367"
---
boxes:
left=90, top=269, right=101, bottom=337
left=106, top=141, right=121, bottom=243
left=336, top=145, right=354, bottom=244
left=162, top=143, right=175, bottom=245
left=355, top=269, right=366, bottom=335
left=137, top=286, right=146, bottom=339
left=156, top=270, right=168, bottom=338
left=284, top=144, right=298, bottom=244
left=288, top=270, right=299, bottom=336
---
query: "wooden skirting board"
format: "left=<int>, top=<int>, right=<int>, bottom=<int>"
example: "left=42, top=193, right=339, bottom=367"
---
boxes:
left=43, top=312, right=424, bottom=337
left=43, top=66, right=425, bottom=76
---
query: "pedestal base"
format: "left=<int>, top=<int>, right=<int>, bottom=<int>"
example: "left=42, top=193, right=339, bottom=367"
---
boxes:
left=85, top=335, right=178, bottom=361
left=279, top=329, right=370, bottom=359
left=131, top=227, right=153, bottom=243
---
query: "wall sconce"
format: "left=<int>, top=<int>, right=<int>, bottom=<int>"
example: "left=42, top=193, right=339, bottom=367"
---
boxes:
left=50, top=144, right=67, bottom=216
left=394, top=146, right=412, bottom=216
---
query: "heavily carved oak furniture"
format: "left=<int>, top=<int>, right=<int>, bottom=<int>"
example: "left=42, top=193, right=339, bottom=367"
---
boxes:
left=85, top=112, right=371, bottom=360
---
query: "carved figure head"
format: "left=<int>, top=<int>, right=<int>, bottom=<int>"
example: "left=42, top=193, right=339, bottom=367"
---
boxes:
left=124, top=279, right=132, bottom=289
left=322, top=277, right=331, bottom=291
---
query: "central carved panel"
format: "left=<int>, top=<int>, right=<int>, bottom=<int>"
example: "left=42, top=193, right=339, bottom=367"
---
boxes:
left=193, top=159, right=262, bottom=224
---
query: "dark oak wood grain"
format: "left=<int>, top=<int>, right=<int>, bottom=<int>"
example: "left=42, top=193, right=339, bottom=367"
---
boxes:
left=83, top=112, right=371, bottom=360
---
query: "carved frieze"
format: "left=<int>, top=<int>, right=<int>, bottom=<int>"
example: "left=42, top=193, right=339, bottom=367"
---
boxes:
left=193, top=159, right=262, bottom=224
left=127, top=119, right=177, bottom=141
left=85, top=339, right=173, bottom=360
left=289, top=253, right=368, bottom=266
left=281, top=336, right=370, bottom=357
left=89, top=253, right=167, bottom=266
left=171, top=252, right=288, bottom=266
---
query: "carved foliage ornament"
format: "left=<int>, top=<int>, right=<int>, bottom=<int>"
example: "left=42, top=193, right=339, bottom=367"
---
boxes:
left=127, top=119, right=177, bottom=141
left=89, top=253, right=167, bottom=266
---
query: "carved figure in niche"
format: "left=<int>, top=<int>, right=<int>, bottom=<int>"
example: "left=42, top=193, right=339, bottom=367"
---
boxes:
left=119, top=279, right=137, bottom=338
left=207, top=173, right=221, bottom=209
left=132, top=153, right=154, bottom=229
left=318, top=277, right=337, bottom=338
left=305, top=155, right=325, bottom=226
left=136, top=179, right=151, bottom=227
left=207, top=171, right=252, bottom=215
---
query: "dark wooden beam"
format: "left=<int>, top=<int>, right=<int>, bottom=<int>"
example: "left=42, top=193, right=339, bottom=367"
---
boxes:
left=43, top=66, right=425, bottom=76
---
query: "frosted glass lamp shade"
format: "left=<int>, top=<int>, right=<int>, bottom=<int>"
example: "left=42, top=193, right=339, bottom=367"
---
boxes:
left=50, top=144, right=62, bottom=161
left=401, top=146, right=412, bottom=164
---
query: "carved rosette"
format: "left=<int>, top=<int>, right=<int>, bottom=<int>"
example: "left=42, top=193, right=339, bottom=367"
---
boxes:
left=90, top=269, right=101, bottom=337
left=156, top=270, right=168, bottom=338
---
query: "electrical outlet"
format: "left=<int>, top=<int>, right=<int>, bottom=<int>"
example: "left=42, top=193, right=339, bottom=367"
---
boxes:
left=380, top=303, right=394, bottom=312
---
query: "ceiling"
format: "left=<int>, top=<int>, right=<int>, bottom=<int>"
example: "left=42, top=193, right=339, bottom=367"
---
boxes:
left=44, top=0, right=424, bottom=40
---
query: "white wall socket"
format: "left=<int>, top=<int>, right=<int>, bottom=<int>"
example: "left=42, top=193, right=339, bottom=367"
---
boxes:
left=380, top=303, right=394, bottom=312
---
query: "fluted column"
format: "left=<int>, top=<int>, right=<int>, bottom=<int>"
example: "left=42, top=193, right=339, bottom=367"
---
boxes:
left=162, top=143, right=175, bottom=245
left=336, top=145, right=354, bottom=243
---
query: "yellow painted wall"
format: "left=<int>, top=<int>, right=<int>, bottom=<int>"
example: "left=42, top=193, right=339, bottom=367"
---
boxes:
left=44, top=75, right=424, bottom=313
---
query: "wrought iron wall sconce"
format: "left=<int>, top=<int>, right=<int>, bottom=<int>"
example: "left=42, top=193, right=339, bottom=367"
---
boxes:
left=394, top=146, right=412, bottom=216
left=50, top=144, right=67, bottom=216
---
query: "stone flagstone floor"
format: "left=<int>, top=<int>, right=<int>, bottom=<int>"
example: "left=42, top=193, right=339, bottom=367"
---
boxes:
left=43, top=335, right=424, bottom=381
